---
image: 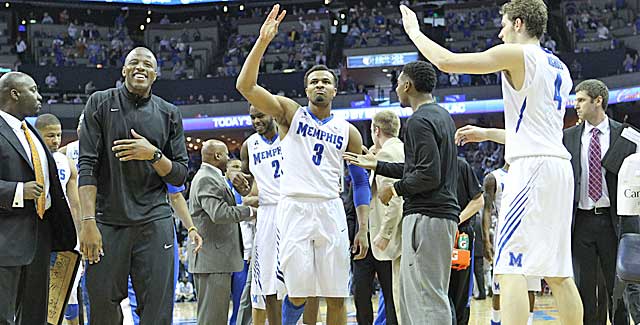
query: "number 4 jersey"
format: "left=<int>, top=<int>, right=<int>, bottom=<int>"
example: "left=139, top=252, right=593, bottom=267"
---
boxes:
left=501, top=45, right=572, bottom=163
left=280, top=107, right=350, bottom=199
left=247, top=132, right=283, bottom=206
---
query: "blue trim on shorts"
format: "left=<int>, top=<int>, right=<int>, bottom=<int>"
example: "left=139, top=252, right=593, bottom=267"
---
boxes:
left=64, top=304, right=79, bottom=320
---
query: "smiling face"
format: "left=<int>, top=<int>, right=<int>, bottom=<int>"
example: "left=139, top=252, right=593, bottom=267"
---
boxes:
left=304, top=70, right=337, bottom=105
left=249, top=106, right=274, bottom=136
left=122, top=48, right=158, bottom=96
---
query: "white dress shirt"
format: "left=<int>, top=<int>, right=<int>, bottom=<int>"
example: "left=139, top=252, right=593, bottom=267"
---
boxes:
left=579, top=119, right=610, bottom=209
left=0, top=110, right=51, bottom=210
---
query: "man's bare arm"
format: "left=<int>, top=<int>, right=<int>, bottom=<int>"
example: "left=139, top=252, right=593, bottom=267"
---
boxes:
left=236, top=4, right=298, bottom=128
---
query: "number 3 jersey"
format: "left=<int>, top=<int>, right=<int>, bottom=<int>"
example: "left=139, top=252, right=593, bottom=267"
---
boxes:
left=502, top=45, right=572, bottom=163
left=280, top=107, right=350, bottom=199
left=247, top=132, right=283, bottom=205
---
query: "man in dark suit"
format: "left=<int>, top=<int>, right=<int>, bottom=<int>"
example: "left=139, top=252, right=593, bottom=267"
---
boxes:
left=0, top=71, right=76, bottom=324
left=188, top=139, right=256, bottom=325
left=563, top=79, right=639, bottom=324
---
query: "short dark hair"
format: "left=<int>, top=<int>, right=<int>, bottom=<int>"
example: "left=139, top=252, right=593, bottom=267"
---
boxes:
left=35, top=113, right=61, bottom=129
left=304, top=65, right=338, bottom=88
left=501, top=0, right=548, bottom=40
left=401, top=61, right=437, bottom=94
left=575, top=79, right=609, bottom=111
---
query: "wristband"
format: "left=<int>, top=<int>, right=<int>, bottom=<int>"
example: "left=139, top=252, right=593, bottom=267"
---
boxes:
left=81, top=216, right=96, bottom=222
left=187, top=226, right=198, bottom=233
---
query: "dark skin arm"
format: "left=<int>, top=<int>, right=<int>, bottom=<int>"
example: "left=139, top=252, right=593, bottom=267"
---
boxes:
left=482, top=173, right=497, bottom=262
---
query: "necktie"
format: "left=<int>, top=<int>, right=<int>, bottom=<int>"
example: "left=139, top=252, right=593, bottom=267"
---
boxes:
left=21, top=122, right=45, bottom=218
left=588, top=128, right=602, bottom=203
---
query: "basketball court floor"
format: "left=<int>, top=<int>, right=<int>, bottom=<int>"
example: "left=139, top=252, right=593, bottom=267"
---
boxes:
left=172, top=294, right=567, bottom=324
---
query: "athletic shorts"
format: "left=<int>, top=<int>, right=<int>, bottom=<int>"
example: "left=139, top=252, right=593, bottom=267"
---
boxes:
left=64, top=304, right=79, bottom=320
left=494, top=156, right=574, bottom=277
left=492, top=275, right=542, bottom=294
left=251, top=204, right=278, bottom=309
left=276, top=196, right=350, bottom=298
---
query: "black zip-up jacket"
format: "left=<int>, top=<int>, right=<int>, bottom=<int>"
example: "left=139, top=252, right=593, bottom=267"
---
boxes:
left=78, top=86, right=189, bottom=226
left=375, top=103, right=460, bottom=222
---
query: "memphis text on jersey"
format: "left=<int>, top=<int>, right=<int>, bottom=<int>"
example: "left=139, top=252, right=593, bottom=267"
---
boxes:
left=253, top=146, right=282, bottom=165
left=295, top=121, right=344, bottom=150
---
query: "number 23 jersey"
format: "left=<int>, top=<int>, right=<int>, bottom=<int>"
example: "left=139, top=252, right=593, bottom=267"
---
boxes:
left=501, top=45, right=572, bottom=163
left=247, top=132, right=282, bottom=205
left=280, top=107, right=350, bottom=199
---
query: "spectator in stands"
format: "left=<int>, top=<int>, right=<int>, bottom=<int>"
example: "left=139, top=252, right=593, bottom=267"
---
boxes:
left=68, top=21, right=79, bottom=40
left=42, top=12, right=54, bottom=24
left=59, top=9, right=69, bottom=25
left=176, top=277, right=195, bottom=302
left=623, top=53, right=635, bottom=73
left=15, top=36, right=27, bottom=63
left=160, top=14, right=170, bottom=25
left=449, top=73, right=459, bottom=86
left=115, top=10, right=128, bottom=28
left=634, top=14, right=640, bottom=35
left=544, top=35, right=557, bottom=54
left=45, top=72, right=58, bottom=89
left=571, top=59, right=583, bottom=79
left=116, top=77, right=124, bottom=88
left=173, top=61, right=186, bottom=79
left=72, top=95, right=83, bottom=104
left=84, top=80, right=96, bottom=95
left=597, top=22, right=610, bottom=39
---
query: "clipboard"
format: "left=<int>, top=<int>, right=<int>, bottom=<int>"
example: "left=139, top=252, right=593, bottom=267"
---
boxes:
left=47, top=251, right=81, bottom=325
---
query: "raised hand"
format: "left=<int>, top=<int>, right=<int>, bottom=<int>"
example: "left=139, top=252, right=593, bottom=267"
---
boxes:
left=399, top=5, right=421, bottom=37
left=259, top=4, right=287, bottom=43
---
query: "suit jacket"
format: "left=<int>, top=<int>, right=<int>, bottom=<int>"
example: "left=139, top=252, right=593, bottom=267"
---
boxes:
left=369, top=137, right=405, bottom=261
left=563, top=118, right=638, bottom=237
left=187, top=163, right=252, bottom=274
left=0, top=116, right=76, bottom=267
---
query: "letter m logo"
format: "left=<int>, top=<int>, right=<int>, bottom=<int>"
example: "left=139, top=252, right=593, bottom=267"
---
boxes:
left=509, top=252, right=523, bottom=267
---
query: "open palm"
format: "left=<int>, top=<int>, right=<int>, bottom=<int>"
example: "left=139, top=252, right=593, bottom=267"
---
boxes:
left=399, top=5, right=421, bottom=36
left=260, top=4, right=287, bottom=42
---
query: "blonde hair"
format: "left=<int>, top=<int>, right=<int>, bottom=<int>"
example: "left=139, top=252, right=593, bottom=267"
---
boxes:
left=372, top=110, right=401, bottom=137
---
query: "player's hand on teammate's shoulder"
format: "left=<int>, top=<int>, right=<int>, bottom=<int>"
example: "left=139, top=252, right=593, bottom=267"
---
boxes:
left=112, top=129, right=158, bottom=162
left=259, top=4, right=287, bottom=43
left=343, top=145, right=378, bottom=170
left=455, top=125, right=488, bottom=146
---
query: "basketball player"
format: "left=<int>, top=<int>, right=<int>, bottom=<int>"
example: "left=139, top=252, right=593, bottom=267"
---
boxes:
left=34, top=113, right=82, bottom=325
left=482, top=164, right=539, bottom=325
left=230, top=105, right=283, bottom=325
left=399, top=1, right=583, bottom=323
left=236, top=5, right=371, bottom=324
left=59, top=113, right=82, bottom=168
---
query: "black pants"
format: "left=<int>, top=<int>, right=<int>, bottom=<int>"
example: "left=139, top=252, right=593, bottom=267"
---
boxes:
left=448, top=223, right=475, bottom=325
left=352, top=240, right=397, bottom=325
left=572, top=210, right=628, bottom=325
left=0, top=217, right=52, bottom=325
left=473, top=255, right=486, bottom=299
left=86, top=217, right=175, bottom=325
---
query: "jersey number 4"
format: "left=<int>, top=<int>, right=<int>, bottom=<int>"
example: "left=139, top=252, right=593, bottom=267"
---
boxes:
left=312, top=143, right=324, bottom=166
left=553, top=73, right=563, bottom=110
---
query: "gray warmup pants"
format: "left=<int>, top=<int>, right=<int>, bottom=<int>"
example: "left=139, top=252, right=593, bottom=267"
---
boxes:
left=399, top=213, right=457, bottom=325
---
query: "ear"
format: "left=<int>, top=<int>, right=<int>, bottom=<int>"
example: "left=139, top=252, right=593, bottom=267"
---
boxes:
left=121, top=65, right=127, bottom=78
left=404, top=79, right=412, bottom=94
left=514, top=17, right=524, bottom=31
left=10, top=89, right=19, bottom=101
left=595, top=95, right=604, bottom=108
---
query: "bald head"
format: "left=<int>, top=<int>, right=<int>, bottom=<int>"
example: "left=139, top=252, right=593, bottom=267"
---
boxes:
left=124, top=47, right=157, bottom=66
left=0, top=71, right=42, bottom=119
left=0, top=72, right=34, bottom=101
left=201, top=139, right=229, bottom=172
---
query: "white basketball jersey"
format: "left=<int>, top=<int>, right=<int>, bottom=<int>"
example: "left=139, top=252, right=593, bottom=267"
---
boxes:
left=502, top=45, right=572, bottom=163
left=491, top=168, right=508, bottom=213
left=247, top=132, right=282, bottom=205
left=66, top=140, right=79, bottom=169
left=53, top=152, right=71, bottom=197
left=280, top=107, right=350, bottom=199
